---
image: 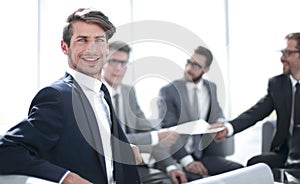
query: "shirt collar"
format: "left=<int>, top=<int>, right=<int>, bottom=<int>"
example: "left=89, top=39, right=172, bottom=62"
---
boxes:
left=66, top=68, right=102, bottom=93
left=102, top=80, right=121, bottom=97
left=186, top=79, right=204, bottom=90
left=289, top=75, right=299, bottom=87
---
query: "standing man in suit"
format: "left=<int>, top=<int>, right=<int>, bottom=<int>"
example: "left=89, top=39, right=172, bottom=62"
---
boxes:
left=158, top=46, right=243, bottom=181
left=102, top=41, right=187, bottom=184
left=215, top=32, right=300, bottom=170
left=0, top=8, right=140, bottom=184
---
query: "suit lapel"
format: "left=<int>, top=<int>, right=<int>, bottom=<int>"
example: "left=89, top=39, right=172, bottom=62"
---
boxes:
left=120, top=85, right=136, bottom=133
left=64, top=75, right=108, bottom=180
left=203, top=80, right=212, bottom=121
left=282, top=75, right=293, bottom=133
left=177, top=80, right=194, bottom=121
left=120, top=85, right=132, bottom=133
left=101, top=84, right=140, bottom=183
left=101, top=84, right=115, bottom=134
left=101, top=84, right=125, bottom=182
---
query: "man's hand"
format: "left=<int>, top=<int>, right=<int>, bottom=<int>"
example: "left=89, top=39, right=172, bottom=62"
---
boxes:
left=130, top=144, right=142, bottom=165
left=62, top=172, right=92, bottom=184
left=168, top=170, right=187, bottom=184
left=210, top=123, right=228, bottom=142
left=157, top=129, right=179, bottom=147
left=186, top=161, right=208, bottom=175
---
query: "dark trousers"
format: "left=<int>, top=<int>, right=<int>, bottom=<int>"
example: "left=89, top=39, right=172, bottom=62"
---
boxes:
left=246, top=152, right=300, bottom=183
left=247, top=152, right=287, bottom=168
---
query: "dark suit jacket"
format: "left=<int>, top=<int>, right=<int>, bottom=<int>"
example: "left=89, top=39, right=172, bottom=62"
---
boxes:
left=0, top=73, right=140, bottom=184
left=230, top=74, right=293, bottom=155
left=158, top=79, right=224, bottom=160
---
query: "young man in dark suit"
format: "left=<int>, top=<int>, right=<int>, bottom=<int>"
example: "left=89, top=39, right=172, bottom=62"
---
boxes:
left=0, top=8, right=140, bottom=184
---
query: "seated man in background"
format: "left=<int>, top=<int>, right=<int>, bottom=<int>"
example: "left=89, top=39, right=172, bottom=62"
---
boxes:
left=158, top=45, right=243, bottom=181
left=102, top=40, right=187, bottom=184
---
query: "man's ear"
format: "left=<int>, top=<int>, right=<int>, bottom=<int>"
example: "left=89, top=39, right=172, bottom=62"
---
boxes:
left=61, top=40, right=68, bottom=55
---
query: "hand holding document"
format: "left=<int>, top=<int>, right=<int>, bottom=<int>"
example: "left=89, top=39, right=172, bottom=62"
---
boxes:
left=169, top=119, right=225, bottom=135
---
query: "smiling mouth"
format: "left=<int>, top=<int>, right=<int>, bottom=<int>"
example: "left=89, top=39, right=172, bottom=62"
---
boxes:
left=81, top=56, right=100, bottom=62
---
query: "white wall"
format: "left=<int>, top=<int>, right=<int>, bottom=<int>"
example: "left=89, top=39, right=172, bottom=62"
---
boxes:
left=0, top=0, right=39, bottom=132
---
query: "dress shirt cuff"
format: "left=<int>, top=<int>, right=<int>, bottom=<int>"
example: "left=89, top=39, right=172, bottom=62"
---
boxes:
left=166, top=165, right=178, bottom=173
left=151, top=131, right=159, bottom=145
left=59, top=171, right=70, bottom=184
left=180, top=155, right=194, bottom=167
left=216, top=117, right=226, bottom=123
left=225, top=122, right=234, bottom=137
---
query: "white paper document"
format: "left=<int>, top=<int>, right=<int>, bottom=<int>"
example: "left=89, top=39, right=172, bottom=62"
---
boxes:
left=186, top=163, right=274, bottom=184
left=169, top=119, right=224, bottom=135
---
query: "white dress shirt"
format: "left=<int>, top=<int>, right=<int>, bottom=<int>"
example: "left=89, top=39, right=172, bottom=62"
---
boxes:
left=67, top=68, right=114, bottom=184
left=187, top=80, right=210, bottom=120
left=180, top=80, right=210, bottom=167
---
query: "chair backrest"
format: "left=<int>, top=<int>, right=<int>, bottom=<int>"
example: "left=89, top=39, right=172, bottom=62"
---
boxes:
left=262, top=120, right=276, bottom=153
left=0, top=175, right=28, bottom=184
left=0, top=175, right=56, bottom=184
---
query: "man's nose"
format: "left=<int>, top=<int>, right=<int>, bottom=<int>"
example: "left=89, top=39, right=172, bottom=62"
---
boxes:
left=86, top=41, right=100, bottom=52
left=185, top=64, right=193, bottom=71
left=280, top=55, right=286, bottom=63
left=116, top=63, right=124, bottom=70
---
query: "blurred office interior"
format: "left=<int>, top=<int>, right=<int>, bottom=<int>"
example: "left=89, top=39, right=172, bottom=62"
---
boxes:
left=0, top=0, right=299, bottom=165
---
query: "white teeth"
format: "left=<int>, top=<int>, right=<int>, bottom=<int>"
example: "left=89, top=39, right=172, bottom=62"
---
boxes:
left=82, top=57, right=99, bottom=61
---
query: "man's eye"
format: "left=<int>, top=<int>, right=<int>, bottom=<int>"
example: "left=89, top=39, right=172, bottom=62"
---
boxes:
left=77, top=38, right=86, bottom=42
left=96, top=38, right=105, bottom=43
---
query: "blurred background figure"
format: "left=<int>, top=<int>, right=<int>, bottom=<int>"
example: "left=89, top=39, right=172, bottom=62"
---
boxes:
left=158, top=46, right=243, bottom=181
left=215, top=32, right=300, bottom=182
left=102, top=41, right=187, bottom=184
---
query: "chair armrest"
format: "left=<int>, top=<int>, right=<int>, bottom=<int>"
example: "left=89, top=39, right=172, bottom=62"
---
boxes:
left=204, top=136, right=235, bottom=157
left=261, top=120, right=276, bottom=153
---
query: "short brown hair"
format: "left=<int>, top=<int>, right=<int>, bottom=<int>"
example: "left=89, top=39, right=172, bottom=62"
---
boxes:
left=62, top=8, right=116, bottom=47
left=285, top=32, right=300, bottom=50
left=194, top=46, right=213, bottom=67
left=109, top=41, right=131, bottom=54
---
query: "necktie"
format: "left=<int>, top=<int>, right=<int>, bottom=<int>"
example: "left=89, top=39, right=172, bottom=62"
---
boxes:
left=95, top=90, right=114, bottom=183
left=294, top=82, right=300, bottom=126
left=193, top=87, right=200, bottom=119
left=97, top=90, right=112, bottom=128
left=113, top=93, right=119, bottom=117
left=113, top=93, right=126, bottom=132
left=288, top=82, right=300, bottom=164
left=193, top=87, right=202, bottom=159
